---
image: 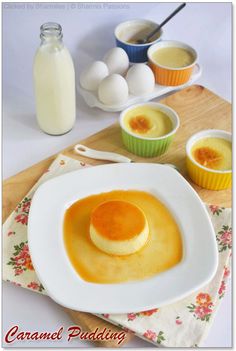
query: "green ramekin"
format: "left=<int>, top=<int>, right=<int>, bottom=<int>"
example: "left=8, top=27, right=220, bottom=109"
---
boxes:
left=120, top=102, right=180, bottom=157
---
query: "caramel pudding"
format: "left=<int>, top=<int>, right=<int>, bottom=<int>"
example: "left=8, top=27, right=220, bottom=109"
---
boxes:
left=123, top=105, right=173, bottom=138
left=151, top=47, right=195, bottom=68
left=90, top=200, right=149, bottom=255
left=191, top=137, right=232, bottom=171
left=63, top=190, right=183, bottom=284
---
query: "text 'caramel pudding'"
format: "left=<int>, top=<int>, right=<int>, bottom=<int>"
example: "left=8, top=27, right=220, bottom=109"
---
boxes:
left=123, top=105, right=173, bottom=138
left=191, top=137, right=232, bottom=171
left=90, top=200, right=149, bottom=255
left=63, top=190, right=183, bottom=284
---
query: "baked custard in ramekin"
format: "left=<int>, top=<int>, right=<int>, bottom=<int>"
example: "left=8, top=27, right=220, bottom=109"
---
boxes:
left=186, top=129, right=232, bottom=190
left=148, top=40, right=197, bottom=86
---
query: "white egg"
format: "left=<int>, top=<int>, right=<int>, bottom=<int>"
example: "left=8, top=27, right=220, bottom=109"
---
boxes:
left=80, top=61, right=109, bottom=91
left=103, top=48, right=129, bottom=76
left=126, top=64, right=155, bottom=95
left=98, top=74, right=129, bottom=105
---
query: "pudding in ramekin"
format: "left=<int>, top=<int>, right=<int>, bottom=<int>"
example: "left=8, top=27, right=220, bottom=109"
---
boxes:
left=148, top=40, right=197, bottom=86
left=120, top=102, right=180, bottom=157
left=186, top=129, right=232, bottom=190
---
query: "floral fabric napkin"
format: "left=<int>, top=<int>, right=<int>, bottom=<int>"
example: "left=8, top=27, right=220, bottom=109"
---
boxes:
left=3, top=154, right=232, bottom=347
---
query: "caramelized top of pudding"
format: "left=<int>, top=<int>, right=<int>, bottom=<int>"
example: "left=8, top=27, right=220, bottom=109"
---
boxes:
left=90, top=200, right=146, bottom=241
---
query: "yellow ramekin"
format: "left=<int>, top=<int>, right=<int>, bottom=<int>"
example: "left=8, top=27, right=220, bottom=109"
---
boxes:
left=186, top=130, right=232, bottom=190
left=147, top=40, right=198, bottom=86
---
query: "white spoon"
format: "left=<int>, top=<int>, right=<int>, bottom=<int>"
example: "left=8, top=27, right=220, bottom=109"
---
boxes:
left=74, top=144, right=179, bottom=171
left=74, top=144, right=132, bottom=163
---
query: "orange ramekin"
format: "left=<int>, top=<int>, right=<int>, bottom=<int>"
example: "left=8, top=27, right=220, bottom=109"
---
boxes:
left=147, top=40, right=198, bottom=86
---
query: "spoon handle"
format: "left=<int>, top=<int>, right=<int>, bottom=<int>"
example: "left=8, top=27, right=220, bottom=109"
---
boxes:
left=74, top=144, right=132, bottom=163
left=147, top=3, right=186, bottom=41
left=74, top=144, right=180, bottom=171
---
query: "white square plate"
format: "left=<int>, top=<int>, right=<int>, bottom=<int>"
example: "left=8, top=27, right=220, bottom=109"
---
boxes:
left=28, top=163, right=218, bottom=314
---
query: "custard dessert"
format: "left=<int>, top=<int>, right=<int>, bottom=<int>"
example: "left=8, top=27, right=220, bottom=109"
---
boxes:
left=63, top=190, right=183, bottom=284
left=123, top=105, right=173, bottom=138
left=191, top=137, right=232, bottom=171
left=90, top=200, right=149, bottom=255
left=151, top=47, right=195, bottom=68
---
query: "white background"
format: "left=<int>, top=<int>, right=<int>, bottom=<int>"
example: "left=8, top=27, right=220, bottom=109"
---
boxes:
left=2, top=2, right=232, bottom=348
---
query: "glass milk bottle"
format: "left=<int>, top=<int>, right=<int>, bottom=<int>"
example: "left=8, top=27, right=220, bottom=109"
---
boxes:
left=33, top=23, right=76, bottom=135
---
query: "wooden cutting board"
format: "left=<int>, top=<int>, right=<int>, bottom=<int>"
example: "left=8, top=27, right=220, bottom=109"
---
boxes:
left=3, top=85, right=231, bottom=347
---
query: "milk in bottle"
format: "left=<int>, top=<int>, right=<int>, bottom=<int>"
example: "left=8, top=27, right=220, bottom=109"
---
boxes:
left=33, top=23, right=76, bottom=135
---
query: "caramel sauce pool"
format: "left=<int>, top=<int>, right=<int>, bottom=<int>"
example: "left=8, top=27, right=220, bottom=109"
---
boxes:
left=63, top=190, right=183, bottom=284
